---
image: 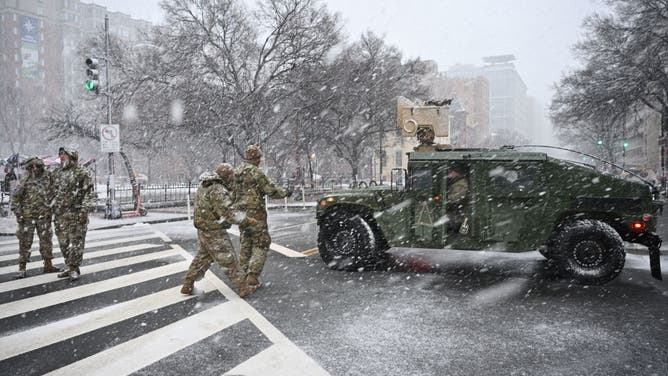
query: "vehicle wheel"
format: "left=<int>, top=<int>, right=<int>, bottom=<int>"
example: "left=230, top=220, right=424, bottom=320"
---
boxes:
left=318, top=210, right=387, bottom=271
left=139, top=207, right=148, bottom=216
left=549, top=219, right=625, bottom=285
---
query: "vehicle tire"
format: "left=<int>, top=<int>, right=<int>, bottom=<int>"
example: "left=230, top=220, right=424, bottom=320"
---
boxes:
left=548, top=219, right=625, bottom=285
left=139, top=207, right=148, bottom=216
left=318, top=209, right=387, bottom=271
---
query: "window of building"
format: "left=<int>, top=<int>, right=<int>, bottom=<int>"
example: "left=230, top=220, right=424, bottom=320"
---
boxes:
left=395, top=151, right=403, bottom=167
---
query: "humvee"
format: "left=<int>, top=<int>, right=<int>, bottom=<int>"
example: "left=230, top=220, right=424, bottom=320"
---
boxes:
left=316, top=99, right=663, bottom=285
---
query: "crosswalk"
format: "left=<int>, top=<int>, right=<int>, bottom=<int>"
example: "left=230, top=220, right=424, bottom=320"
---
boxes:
left=0, top=224, right=329, bottom=376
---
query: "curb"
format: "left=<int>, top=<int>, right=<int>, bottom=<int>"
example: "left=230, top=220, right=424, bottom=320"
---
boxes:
left=88, top=216, right=190, bottom=231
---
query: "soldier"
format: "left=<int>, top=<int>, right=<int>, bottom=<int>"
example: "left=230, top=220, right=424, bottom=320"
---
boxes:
left=235, top=145, right=289, bottom=297
left=180, top=164, right=254, bottom=295
left=10, top=157, right=61, bottom=279
left=52, top=147, right=94, bottom=281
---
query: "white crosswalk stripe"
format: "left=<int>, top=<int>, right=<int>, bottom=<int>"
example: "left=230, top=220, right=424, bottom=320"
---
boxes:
left=0, top=232, right=167, bottom=255
left=0, top=225, right=329, bottom=376
left=0, top=242, right=164, bottom=272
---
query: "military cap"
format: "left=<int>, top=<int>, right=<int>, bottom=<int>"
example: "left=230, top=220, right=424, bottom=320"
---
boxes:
left=216, top=163, right=234, bottom=182
left=244, top=145, right=262, bottom=161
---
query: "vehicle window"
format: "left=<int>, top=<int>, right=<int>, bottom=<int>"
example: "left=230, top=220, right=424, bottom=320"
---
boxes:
left=488, top=163, right=542, bottom=195
left=410, top=168, right=433, bottom=191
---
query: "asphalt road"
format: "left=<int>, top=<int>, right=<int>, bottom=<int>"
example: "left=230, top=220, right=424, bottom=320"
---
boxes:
left=0, top=207, right=666, bottom=376
left=165, top=208, right=668, bottom=376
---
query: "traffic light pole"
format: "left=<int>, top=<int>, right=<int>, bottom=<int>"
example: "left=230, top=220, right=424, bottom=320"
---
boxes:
left=104, top=14, right=115, bottom=218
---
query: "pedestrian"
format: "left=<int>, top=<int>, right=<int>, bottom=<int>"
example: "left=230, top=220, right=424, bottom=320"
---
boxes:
left=3, top=166, right=17, bottom=193
left=52, top=147, right=94, bottom=281
left=10, top=157, right=61, bottom=278
left=235, top=145, right=289, bottom=297
left=180, top=163, right=255, bottom=295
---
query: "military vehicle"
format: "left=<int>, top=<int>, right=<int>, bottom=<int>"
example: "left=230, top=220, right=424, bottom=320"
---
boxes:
left=316, top=98, right=663, bottom=285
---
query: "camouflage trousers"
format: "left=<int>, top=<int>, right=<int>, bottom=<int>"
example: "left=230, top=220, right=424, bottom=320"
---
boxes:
left=238, top=221, right=271, bottom=277
left=54, top=212, right=88, bottom=268
left=185, top=229, right=238, bottom=281
left=16, top=215, right=53, bottom=264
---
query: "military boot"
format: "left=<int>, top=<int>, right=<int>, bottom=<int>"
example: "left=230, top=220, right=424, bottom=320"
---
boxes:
left=238, top=274, right=261, bottom=298
left=43, top=259, right=63, bottom=273
left=69, top=266, right=80, bottom=282
left=180, top=278, right=195, bottom=295
left=223, top=263, right=244, bottom=290
left=246, top=273, right=261, bottom=288
left=57, top=269, right=70, bottom=278
left=14, top=263, right=27, bottom=279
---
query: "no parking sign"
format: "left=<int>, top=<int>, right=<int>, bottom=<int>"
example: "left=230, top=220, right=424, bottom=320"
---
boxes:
left=100, top=124, right=120, bottom=152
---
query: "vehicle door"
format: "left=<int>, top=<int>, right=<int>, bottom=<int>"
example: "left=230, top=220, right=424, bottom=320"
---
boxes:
left=409, top=163, right=446, bottom=247
left=480, top=161, right=549, bottom=248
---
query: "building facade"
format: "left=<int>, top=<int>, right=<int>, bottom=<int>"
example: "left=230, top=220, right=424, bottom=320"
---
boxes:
left=0, top=0, right=151, bottom=155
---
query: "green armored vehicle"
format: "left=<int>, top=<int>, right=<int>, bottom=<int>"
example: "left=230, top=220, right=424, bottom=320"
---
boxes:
left=316, top=99, right=663, bottom=285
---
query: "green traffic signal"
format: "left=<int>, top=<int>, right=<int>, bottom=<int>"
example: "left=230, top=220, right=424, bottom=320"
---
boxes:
left=84, top=57, right=100, bottom=94
left=596, top=140, right=603, bottom=145
left=85, top=79, right=97, bottom=91
left=623, top=141, right=629, bottom=148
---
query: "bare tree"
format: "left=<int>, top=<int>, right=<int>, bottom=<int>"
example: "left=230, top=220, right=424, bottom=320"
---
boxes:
left=311, top=32, right=427, bottom=183
left=156, top=0, right=341, bottom=157
left=0, top=86, right=40, bottom=155
left=551, top=0, right=668, bottom=161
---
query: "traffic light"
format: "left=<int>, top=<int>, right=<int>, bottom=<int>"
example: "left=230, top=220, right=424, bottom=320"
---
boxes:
left=623, top=141, right=629, bottom=149
left=596, top=140, right=603, bottom=145
left=85, top=57, right=100, bottom=94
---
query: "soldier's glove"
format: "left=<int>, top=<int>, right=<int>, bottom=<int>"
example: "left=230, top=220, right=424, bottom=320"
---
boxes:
left=79, top=211, right=89, bottom=225
left=244, top=217, right=257, bottom=227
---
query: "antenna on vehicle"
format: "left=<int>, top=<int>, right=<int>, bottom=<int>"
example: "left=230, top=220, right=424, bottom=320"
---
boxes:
left=515, top=144, right=659, bottom=194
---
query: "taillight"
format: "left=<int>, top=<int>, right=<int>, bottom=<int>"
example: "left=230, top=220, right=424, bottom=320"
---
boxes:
left=630, top=221, right=646, bottom=231
left=642, top=214, right=652, bottom=222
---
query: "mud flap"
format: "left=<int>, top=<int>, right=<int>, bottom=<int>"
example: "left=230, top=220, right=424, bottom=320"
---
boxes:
left=640, top=234, right=662, bottom=280
left=649, top=245, right=662, bottom=281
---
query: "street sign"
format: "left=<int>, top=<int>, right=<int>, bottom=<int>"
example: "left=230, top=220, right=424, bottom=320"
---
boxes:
left=100, top=124, right=120, bottom=152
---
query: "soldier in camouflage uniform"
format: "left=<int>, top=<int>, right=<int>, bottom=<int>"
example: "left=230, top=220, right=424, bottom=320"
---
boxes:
left=52, top=147, right=94, bottom=281
left=10, top=157, right=61, bottom=279
left=235, top=145, right=288, bottom=297
left=180, top=163, right=255, bottom=295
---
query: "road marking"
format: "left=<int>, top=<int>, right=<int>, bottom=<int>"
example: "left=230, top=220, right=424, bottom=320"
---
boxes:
left=225, top=343, right=330, bottom=376
left=0, top=226, right=160, bottom=247
left=227, top=228, right=306, bottom=258
left=0, top=232, right=165, bottom=255
left=0, top=281, right=216, bottom=361
left=170, top=244, right=331, bottom=376
left=44, top=301, right=247, bottom=376
left=271, top=221, right=318, bottom=232
left=0, top=244, right=170, bottom=293
left=301, top=247, right=319, bottom=256
left=0, top=242, right=164, bottom=272
left=0, top=257, right=189, bottom=319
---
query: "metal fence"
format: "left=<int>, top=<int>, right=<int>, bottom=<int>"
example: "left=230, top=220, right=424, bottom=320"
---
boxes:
left=112, top=182, right=195, bottom=207
left=107, top=177, right=388, bottom=208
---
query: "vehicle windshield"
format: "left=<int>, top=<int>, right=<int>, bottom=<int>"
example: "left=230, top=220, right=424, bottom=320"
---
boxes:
left=410, top=168, right=433, bottom=191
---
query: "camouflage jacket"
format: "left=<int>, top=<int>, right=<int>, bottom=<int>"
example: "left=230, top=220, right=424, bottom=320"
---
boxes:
left=446, top=177, right=468, bottom=208
left=11, top=171, right=53, bottom=218
left=193, top=178, right=237, bottom=231
left=234, top=162, right=287, bottom=220
left=52, top=164, right=94, bottom=215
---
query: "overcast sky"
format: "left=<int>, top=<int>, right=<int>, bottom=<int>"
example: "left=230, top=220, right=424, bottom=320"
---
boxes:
left=84, top=0, right=607, bottom=109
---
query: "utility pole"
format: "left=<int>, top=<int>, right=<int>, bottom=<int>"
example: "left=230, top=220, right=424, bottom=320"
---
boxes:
left=104, top=15, right=115, bottom=218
